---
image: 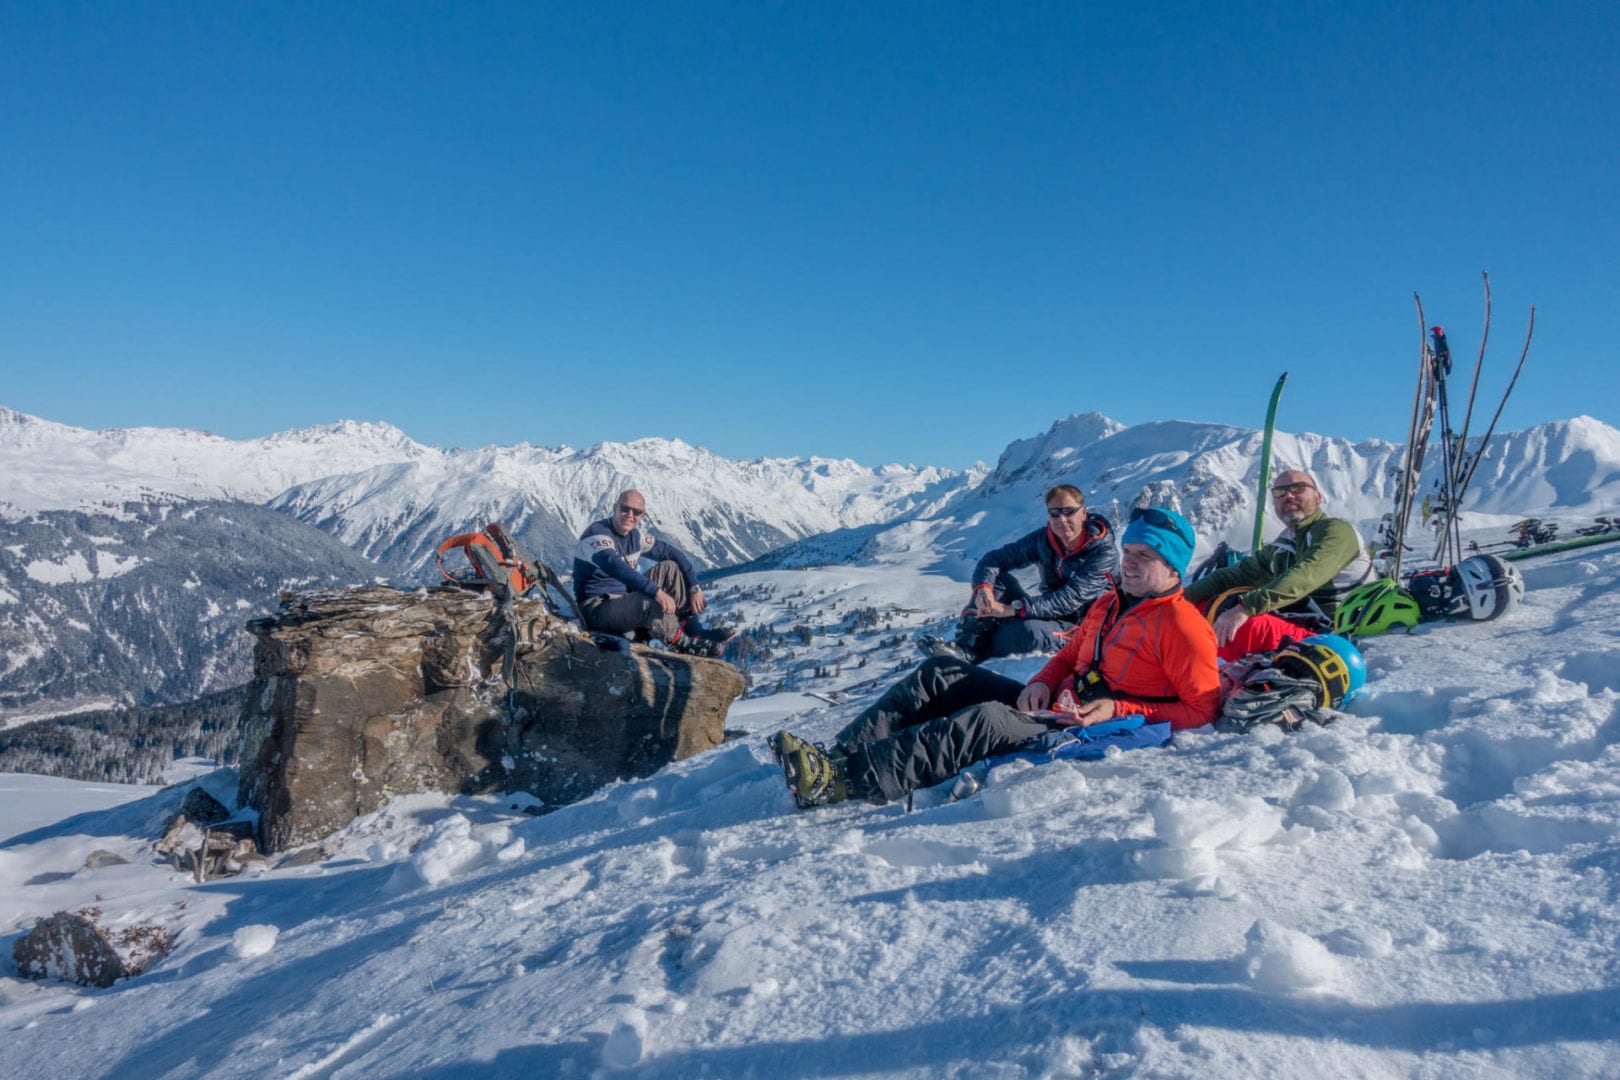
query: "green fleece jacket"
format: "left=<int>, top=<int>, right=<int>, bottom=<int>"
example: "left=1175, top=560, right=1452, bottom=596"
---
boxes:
left=1184, top=510, right=1370, bottom=618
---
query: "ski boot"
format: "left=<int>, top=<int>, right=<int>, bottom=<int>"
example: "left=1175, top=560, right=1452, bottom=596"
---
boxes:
left=915, top=634, right=974, bottom=664
left=769, top=731, right=849, bottom=808
left=673, top=621, right=737, bottom=659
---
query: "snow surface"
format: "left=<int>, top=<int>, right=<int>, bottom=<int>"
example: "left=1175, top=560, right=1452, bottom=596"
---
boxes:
left=4, top=545, right=1620, bottom=1077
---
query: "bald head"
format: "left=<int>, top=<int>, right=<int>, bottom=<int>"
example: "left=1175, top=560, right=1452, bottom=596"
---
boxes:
left=610, top=489, right=647, bottom=535
left=1270, top=469, right=1321, bottom=525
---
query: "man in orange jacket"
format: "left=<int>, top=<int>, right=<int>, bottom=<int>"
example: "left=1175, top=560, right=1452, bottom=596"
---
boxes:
left=771, top=506, right=1220, bottom=807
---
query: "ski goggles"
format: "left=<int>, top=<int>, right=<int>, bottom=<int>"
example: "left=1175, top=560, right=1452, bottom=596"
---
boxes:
left=1127, top=505, right=1195, bottom=547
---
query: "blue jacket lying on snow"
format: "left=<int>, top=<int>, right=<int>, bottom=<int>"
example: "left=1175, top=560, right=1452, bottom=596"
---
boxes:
left=950, top=715, right=1172, bottom=799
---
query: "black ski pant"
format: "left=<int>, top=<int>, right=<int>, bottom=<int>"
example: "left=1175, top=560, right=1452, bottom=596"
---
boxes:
left=577, top=560, right=692, bottom=643
left=834, top=656, right=1064, bottom=803
left=956, top=573, right=1079, bottom=661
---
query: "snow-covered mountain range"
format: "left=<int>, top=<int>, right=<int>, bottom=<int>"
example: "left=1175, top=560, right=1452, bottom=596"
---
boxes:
left=267, top=438, right=971, bottom=580
left=0, top=406, right=974, bottom=577
left=4, top=404, right=1620, bottom=720
left=730, top=412, right=1620, bottom=580
left=0, top=407, right=430, bottom=516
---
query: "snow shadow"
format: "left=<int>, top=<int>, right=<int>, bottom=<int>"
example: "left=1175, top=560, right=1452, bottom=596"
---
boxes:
left=1435, top=804, right=1620, bottom=861
left=848, top=837, right=1148, bottom=922
left=1546, top=575, right=1620, bottom=636
left=1, top=784, right=185, bottom=848
left=408, top=983, right=1620, bottom=1077
left=1560, top=648, right=1620, bottom=694
left=1432, top=691, right=1620, bottom=804
left=1359, top=686, right=1469, bottom=737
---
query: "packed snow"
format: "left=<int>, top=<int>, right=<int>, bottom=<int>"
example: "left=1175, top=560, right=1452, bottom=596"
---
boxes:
left=4, top=539, right=1619, bottom=1077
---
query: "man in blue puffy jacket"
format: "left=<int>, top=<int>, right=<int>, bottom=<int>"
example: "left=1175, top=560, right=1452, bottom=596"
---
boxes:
left=572, top=489, right=732, bottom=657
left=919, top=484, right=1119, bottom=663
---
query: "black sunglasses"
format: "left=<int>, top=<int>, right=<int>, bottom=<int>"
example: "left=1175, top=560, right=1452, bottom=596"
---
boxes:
left=1128, top=505, right=1195, bottom=546
left=1047, top=505, right=1085, bottom=519
left=616, top=504, right=647, bottom=517
left=1271, top=482, right=1316, bottom=498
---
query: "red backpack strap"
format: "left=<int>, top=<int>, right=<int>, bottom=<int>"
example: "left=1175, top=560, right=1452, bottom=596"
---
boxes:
left=436, top=531, right=504, bottom=585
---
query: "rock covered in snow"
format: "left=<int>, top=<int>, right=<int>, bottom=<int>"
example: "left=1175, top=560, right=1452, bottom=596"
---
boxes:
left=12, top=912, right=128, bottom=987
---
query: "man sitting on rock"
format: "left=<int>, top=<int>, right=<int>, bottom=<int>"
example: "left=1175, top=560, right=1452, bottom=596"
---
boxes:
left=918, top=484, right=1119, bottom=664
left=772, top=506, right=1218, bottom=808
left=1183, top=468, right=1373, bottom=662
left=572, top=489, right=733, bottom=657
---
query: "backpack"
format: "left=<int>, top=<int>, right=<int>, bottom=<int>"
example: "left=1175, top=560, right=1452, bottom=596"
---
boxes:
left=1187, top=541, right=1244, bottom=585
left=1216, top=649, right=1333, bottom=733
left=435, top=522, right=557, bottom=603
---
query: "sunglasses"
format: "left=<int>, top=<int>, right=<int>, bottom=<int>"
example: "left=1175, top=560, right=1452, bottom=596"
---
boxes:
left=1047, top=505, right=1085, bottom=519
left=1128, top=505, right=1195, bottom=547
left=1271, top=482, right=1316, bottom=498
left=616, top=504, right=647, bottom=518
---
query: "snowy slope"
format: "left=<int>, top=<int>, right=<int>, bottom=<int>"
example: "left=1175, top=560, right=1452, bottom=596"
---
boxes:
left=4, top=542, right=1619, bottom=1077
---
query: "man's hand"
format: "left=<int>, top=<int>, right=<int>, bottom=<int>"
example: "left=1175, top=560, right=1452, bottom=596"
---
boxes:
left=1213, top=605, right=1249, bottom=647
left=1055, top=698, right=1116, bottom=727
left=975, top=592, right=1015, bottom=619
left=1016, top=682, right=1051, bottom=713
left=686, top=586, right=706, bottom=615
left=654, top=588, right=678, bottom=615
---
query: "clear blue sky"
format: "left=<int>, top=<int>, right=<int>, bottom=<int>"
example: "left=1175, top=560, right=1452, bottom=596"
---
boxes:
left=3, top=2, right=1616, bottom=468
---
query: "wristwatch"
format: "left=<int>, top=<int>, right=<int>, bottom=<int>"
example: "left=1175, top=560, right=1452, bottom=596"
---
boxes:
left=1012, top=599, right=1026, bottom=616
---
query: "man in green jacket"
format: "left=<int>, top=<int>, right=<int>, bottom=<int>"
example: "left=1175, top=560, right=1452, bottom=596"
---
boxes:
left=1184, top=469, right=1372, bottom=661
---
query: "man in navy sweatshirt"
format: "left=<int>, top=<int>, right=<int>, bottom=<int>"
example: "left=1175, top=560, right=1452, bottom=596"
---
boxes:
left=572, top=489, right=732, bottom=657
left=919, top=484, right=1119, bottom=663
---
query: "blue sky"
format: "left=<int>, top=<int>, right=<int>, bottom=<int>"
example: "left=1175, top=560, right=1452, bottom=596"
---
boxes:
left=3, top=2, right=1616, bottom=469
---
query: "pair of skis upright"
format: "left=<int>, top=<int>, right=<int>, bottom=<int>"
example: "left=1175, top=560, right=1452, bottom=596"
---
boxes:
left=1379, top=273, right=1536, bottom=578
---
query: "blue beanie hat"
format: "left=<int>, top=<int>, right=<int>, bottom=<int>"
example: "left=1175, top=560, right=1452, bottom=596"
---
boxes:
left=1122, top=507, right=1196, bottom=578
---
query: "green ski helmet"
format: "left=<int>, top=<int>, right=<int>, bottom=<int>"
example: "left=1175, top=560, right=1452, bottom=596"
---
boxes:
left=1333, top=579, right=1421, bottom=637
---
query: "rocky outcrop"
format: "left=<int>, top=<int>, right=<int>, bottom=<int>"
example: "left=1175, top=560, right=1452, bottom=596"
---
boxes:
left=154, top=785, right=258, bottom=880
left=236, top=587, right=744, bottom=852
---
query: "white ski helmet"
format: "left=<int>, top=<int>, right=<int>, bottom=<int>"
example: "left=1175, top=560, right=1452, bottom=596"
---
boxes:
left=1455, top=554, right=1525, bottom=621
